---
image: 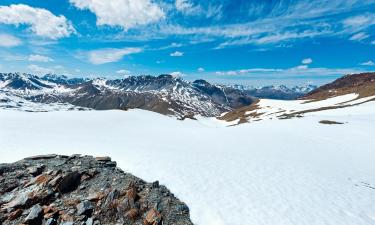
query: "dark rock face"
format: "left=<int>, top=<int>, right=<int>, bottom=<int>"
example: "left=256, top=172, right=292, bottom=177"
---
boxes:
left=58, top=172, right=81, bottom=194
left=0, top=155, right=193, bottom=225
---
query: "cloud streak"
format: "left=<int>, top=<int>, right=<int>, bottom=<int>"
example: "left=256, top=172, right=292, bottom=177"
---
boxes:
left=85, top=47, right=142, bottom=65
left=0, top=34, right=22, bottom=47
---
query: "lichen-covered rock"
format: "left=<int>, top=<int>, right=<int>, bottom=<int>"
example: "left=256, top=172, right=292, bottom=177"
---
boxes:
left=0, top=155, right=193, bottom=225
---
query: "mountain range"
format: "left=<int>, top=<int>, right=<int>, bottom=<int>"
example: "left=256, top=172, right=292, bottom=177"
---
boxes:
left=0, top=72, right=316, bottom=117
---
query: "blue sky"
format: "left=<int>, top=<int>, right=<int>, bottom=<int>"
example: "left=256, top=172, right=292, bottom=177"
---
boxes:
left=0, top=0, right=374, bottom=86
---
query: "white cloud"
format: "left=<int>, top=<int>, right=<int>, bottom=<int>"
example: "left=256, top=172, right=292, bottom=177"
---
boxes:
left=0, top=34, right=22, bottom=47
left=360, top=60, right=375, bottom=66
left=293, top=65, right=309, bottom=70
left=215, top=66, right=364, bottom=78
left=53, top=65, right=64, bottom=69
left=215, top=70, right=238, bottom=76
left=170, top=71, right=184, bottom=78
left=69, top=0, right=164, bottom=30
left=349, top=32, right=369, bottom=41
left=86, top=47, right=142, bottom=65
left=343, top=14, right=375, bottom=30
left=197, top=67, right=205, bottom=72
left=170, top=51, right=184, bottom=57
left=27, top=64, right=54, bottom=75
left=175, top=0, right=202, bottom=15
left=116, top=69, right=131, bottom=75
left=0, top=4, right=75, bottom=39
left=302, top=58, right=313, bottom=64
left=28, top=54, right=54, bottom=62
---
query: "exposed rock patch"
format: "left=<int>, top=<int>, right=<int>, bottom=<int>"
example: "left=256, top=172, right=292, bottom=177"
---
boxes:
left=0, top=154, right=193, bottom=225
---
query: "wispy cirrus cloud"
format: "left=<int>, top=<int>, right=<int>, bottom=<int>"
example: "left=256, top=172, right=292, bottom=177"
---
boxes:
left=116, top=69, right=131, bottom=75
left=0, top=33, right=22, bottom=47
left=27, top=64, right=54, bottom=75
left=213, top=66, right=366, bottom=81
left=80, top=47, right=142, bottom=65
left=360, top=60, right=375, bottom=66
left=28, top=54, right=54, bottom=62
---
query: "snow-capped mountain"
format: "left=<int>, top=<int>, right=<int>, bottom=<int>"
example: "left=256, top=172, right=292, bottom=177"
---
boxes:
left=230, top=84, right=317, bottom=100
left=0, top=73, right=255, bottom=117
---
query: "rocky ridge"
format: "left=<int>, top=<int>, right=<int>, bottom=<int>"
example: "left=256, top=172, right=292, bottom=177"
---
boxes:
left=0, top=154, right=193, bottom=225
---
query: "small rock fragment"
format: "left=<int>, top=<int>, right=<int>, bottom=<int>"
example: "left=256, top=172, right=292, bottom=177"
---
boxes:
left=48, top=175, right=62, bottom=187
left=103, top=189, right=120, bottom=207
left=144, top=208, right=162, bottom=225
left=76, top=200, right=94, bottom=216
left=125, top=208, right=139, bottom=220
left=3, top=193, right=30, bottom=209
left=95, top=156, right=111, bottom=162
left=24, top=155, right=57, bottom=160
left=85, top=217, right=94, bottom=225
left=152, top=181, right=159, bottom=189
left=45, top=218, right=57, bottom=225
left=60, top=222, right=74, bottom=225
left=24, top=204, right=43, bottom=225
left=27, top=164, right=45, bottom=176
left=105, top=161, right=117, bottom=167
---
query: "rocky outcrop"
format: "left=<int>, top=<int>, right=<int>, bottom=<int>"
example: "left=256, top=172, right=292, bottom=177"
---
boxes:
left=0, top=155, right=193, bottom=225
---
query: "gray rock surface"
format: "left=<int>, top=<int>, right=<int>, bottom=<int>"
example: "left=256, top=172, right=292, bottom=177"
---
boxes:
left=0, top=154, right=193, bottom=225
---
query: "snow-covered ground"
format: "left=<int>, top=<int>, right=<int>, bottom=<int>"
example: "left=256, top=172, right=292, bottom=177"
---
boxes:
left=1, top=101, right=375, bottom=225
left=243, top=93, right=375, bottom=122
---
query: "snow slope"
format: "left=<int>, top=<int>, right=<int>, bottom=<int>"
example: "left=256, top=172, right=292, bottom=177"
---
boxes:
left=240, top=93, right=375, bottom=122
left=1, top=104, right=375, bottom=225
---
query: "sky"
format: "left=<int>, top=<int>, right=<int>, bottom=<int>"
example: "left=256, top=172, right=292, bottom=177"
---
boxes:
left=0, top=0, right=374, bottom=86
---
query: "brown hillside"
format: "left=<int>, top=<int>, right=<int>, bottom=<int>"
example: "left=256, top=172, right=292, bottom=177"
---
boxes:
left=302, top=72, right=375, bottom=100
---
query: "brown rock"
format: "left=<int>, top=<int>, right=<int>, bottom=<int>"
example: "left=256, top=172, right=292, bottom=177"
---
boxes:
left=48, top=175, right=62, bottom=187
left=8, top=208, right=23, bottom=220
left=126, top=186, right=137, bottom=200
left=125, top=208, right=139, bottom=220
left=144, top=208, right=162, bottom=225
left=86, top=192, right=105, bottom=201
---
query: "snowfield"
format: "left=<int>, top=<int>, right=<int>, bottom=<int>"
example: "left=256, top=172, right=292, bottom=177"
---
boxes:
left=1, top=101, right=375, bottom=225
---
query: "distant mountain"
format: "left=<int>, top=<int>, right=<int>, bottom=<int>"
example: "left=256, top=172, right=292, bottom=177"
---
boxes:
left=0, top=73, right=255, bottom=117
left=230, top=84, right=317, bottom=100
left=219, top=72, right=375, bottom=125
